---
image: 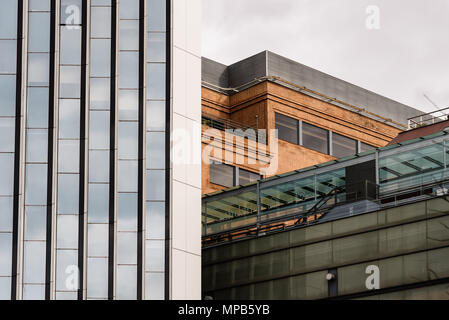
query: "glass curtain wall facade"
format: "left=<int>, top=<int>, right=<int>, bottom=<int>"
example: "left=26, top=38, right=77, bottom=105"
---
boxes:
left=0, top=0, right=202, bottom=300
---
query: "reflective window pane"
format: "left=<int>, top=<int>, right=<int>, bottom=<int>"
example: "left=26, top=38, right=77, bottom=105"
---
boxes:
left=87, top=258, right=108, bottom=299
left=0, top=277, right=11, bottom=300
left=147, top=33, right=165, bottom=62
left=119, top=0, right=139, bottom=19
left=146, top=170, right=165, bottom=201
left=0, top=40, right=17, bottom=73
left=23, top=241, right=46, bottom=283
left=275, top=113, right=298, bottom=145
left=0, top=0, right=18, bottom=38
left=55, top=249, right=78, bottom=291
left=146, top=202, right=165, bottom=239
left=146, top=100, right=165, bottom=131
left=58, top=140, right=79, bottom=173
left=0, top=197, right=13, bottom=232
left=57, top=215, right=79, bottom=248
left=147, top=63, right=165, bottom=100
left=303, top=122, right=329, bottom=154
left=0, top=75, right=16, bottom=116
left=118, top=161, right=138, bottom=192
left=145, top=240, right=164, bottom=272
left=119, top=20, right=139, bottom=51
left=332, top=132, right=357, bottom=158
left=28, top=53, right=49, bottom=86
left=90, top=78, right=110, bottom=110
left=87, top=184, right=109, bottom=223
left=0, top=233, right=12, bottom=276
left=61, top=0, right=82, bottom=26
left=145, top=272, right=164, bottom=300
left=90, top=39, right=111, bottom=77
left=117, top=193, right=138, bottom=232
left=0, top=154, right=14, bottom=196
left=29, top=0, right=51, bottom=11
left=27, top=87, right=49, bottom=128
left=24, top=206, right=46, bottom=241
left=57, top=174, right=79, bottom=214
left=118, top=90, right=138, bottom=120
left=117, top=232, right=137, bottom=264
left=147, top=0, right=166, bottom=32
left=28, top=13, right=50, bottom=53
left=88, top=147, right=110, bottom=181
left=25, top=164, right=47, bottom=205
left=91, top=7, right=111, bottom=38
left=23, top=284, right=45, bottom=300
left=60, top=26, right=81, bottom=64
left=60, top=65, right=81, bottom=98
left=118, top=52, right=139, bottom=89
left=116, top=265, right=137, bottom=300
left=26, top=129, right=48, bottom=163
left=89, top=110, right=110, bottom=149
left=360, top=142, right=376, bottom=153
left=118, top=122, right=138, bottom=159
left=87, top=224, right=108, bottom=257
left=238, top=168, right=260, bottom=186
left=59, top=99, right=80, bottom=139
left=146, top=132, right=165, bottom=169
left=0, top=118, right=15, bottom=152
left=210, top=163, right=234, bottom=188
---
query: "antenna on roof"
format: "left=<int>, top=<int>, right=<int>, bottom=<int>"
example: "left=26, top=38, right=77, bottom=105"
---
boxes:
left=423, top=94, right=439, bottom=110
left=423, top=94, right=448, bottom=120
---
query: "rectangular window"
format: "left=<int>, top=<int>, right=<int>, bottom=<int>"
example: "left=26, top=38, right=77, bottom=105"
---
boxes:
left=302, top=122, right=329, bottom=154
left=332, top=132, right=357, bottom=158
left=210, top=163, right=234, bottom=188
left=275, top=113, right=298, bottom=145
left=238, top=168, right=260, bottom=186
left=360, top=142, right=376, bottom=153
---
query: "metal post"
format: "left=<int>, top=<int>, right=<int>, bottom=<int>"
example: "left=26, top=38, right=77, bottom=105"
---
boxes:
left=256, top=180, right=261, bottom=230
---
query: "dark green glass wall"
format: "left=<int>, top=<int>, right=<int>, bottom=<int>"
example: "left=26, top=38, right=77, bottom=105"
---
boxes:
left=202, top=196, right=449, bottom=299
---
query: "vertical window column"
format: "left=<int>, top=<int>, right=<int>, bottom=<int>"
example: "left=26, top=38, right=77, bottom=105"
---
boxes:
left=0, top=0, right=19, bottom=301
left=21, top=0, right=52, bottom=300
left=55, top=0, right=84, bottom=300
left=116, top=0, right=140, bottom=300
left=145, top=0, right=167, bottom=300
left=86, top=0, right=112, bottom=300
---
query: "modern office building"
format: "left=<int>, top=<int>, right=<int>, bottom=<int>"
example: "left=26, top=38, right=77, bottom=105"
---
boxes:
left=0, top=0, right=201, bottom=300
left=202, top=116, right=449, bottom=300
left=200, top=51, right=423, bottom=195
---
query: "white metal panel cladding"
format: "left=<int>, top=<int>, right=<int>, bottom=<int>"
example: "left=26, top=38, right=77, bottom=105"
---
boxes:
left=1, top=0, right=202, bottom=300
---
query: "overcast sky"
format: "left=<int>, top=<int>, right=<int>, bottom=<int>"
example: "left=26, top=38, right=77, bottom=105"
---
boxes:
left=202, top=0, right=449, bottom=113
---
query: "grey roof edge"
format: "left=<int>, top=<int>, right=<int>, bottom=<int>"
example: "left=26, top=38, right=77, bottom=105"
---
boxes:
left=202, top=50, right=424, bottom=127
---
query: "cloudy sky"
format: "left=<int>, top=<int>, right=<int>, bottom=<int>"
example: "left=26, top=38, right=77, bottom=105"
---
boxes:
left=202, top=0, right=449, bottom=113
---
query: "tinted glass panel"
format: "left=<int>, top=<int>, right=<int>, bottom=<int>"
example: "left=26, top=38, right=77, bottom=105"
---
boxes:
left=91, top=7, right=111, bottom=38
left=210, top=163, right=234, bottom=188
left=275, top=113, right=298, bottom=145
left=332, top=132, right=357, bottom=158
left=303, top=122, right=328, bottom=154
left=27, top=88, right=49, bottom=128
left=360, top=142, right=376, bottom=153
left=28, top=53, right=49, bottom=86
left=146, top=63, right=165, bottom=100
left=0, top=40, right=17, bottom=73
left=0, top=75, right=16, bottom=116
left=238, top=169, right=260, bottom=185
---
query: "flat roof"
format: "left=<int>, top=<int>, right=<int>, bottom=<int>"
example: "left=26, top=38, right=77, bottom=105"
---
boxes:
left=202, top=51, right=424, bottom=129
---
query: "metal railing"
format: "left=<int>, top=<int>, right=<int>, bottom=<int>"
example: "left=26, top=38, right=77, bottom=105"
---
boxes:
left=408, top=107, right=449, bottom=129
left=202, top=176, right=449, bottom=247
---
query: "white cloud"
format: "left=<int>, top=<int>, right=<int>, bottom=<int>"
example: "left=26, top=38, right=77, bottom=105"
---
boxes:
left=202, top=0, right=449, bottom=113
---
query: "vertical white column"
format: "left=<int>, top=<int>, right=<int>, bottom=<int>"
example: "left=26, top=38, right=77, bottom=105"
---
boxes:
left=170, top=0, right=202, bottom=300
